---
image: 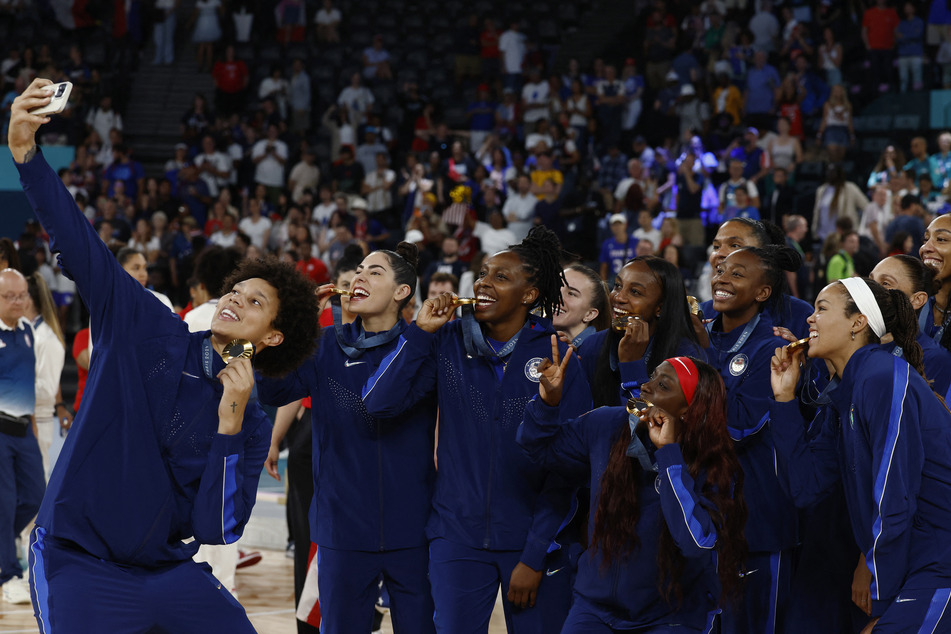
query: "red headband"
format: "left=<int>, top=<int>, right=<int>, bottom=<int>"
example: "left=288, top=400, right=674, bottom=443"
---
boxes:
left=667, top=356, right=698, bottom=406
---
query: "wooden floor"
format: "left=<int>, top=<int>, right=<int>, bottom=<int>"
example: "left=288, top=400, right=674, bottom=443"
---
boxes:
left=0, top=549, right=508, bottom=633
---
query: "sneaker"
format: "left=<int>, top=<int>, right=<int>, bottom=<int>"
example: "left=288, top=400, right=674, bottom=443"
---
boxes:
left=236, top=549, right=262, bottom=569
left=285, top=541, right=295, bottom=559
left=2, top=577, right=31, bottom=604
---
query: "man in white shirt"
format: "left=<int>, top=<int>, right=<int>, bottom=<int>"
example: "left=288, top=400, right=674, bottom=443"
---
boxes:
left=193, top=135, right=232, bottom=198
left=520, top=67, right=550, bottom=135
left=613, top=158, right=647, bottom=209
left=498, top=21, right=526, bottom=90
left=362, top=152, right=396, bottom=214
left=238, top=199, right=272, bottom=250
left=250, top=124, right=288, bottom=199
left=287, top=147, right=320, bottom=205
left=472, top=210, right=518, bottom=256
left=314, top=0, right=341, bottom=43
left=502, top=174, right=537, bottom=241
left=85, top=95, right=122, bottom=152
left=749, top=0, right=780, bottom=54
left=336, top=72, right=375, bottom=127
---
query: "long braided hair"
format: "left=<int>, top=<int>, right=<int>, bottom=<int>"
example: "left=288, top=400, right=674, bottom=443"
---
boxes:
left=508, top=226, right=569, bottom=319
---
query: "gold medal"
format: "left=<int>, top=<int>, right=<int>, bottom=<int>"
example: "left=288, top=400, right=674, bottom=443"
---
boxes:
left=452, top=297, right=477, bottom=306
left=221, top=339, right=255, bottom=363
left=686, top=295, right=702, bottom=318
left=329, top=287, right=353, bottom=298
left=626, top=397, right=654, bottom=416
left=612, top=314, right=641, bottom=332
left=786, top=337, right=811, bottom=352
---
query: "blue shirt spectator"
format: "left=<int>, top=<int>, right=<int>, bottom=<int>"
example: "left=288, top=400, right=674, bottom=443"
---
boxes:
left=744, top=51, right=781, bottom=115
left=597, top=147, right=628, bottom=194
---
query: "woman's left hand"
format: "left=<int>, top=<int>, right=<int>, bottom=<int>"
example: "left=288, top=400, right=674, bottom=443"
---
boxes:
left=507, top=562, right=542, bottom=608
left=618, top=316, right=650, bottom=363
left=537, top=335, right=572, bottom=407
left=641, top=406, right=682, bottom=449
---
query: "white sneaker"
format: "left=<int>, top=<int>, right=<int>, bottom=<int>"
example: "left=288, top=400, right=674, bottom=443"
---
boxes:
left=2, top=577, right=31, bottom=604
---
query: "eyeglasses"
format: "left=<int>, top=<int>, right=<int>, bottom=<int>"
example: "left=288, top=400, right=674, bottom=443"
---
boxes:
left=0, top=293, right=28, bottom=303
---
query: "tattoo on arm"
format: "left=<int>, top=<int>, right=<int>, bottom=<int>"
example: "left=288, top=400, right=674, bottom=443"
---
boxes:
left=23, top=145, right=37, bottom=163
left=231, top=402, right=237, bottom=413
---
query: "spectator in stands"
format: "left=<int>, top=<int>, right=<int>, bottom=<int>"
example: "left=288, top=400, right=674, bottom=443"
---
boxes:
left=826, top=230, right=858, bottom=281
left=862, top=0, right=900, bottom=92
left=251, top=123, right=288, bottom=205
left=744, top=50, right=780, bottom=131
left=818, top=26, right=844, bottom=87
left=355, top=127, right=388, bottom=175
left=780, top=20, right=814, bottom=66
left=765, top=117, right=803, bottom=176
left=597, top=145, right=628, bottom=207
left=533, top=177, right=563, bottom=237
left=152, top=0, right=179, bottom=66
left=331, top=146, right=365, bottom=196
left=180, top=93, right=214, bottom=148
left=191, top=0, right=222, bottom=73
left=177, top=165, right=213, bottom=227
left=498, top=21, right=526, bottom=91
left=633, top=209, right=662, bottom=248
left=503, top=173, right=536, bottom=241
left=905, top=136, right=932, bottom=186
left=599, top=213, right=638, bottom=281
left=211, top=45, right=249, bottom=117
left=931, top=131, right=951, bottom=191
left=453, top=14, right=482, bottom=83
left=593, top=64, right=624, bottom=151
left=725, top=186, right=760, bottom=221
left=813, top=163, right=869, bottom=243
left=521, top=67, right=550, bottom=136
left=644, top=3, right=677, bottom=89
left=674, top=84, right=710, bottom=139
left=858, top=185, right=892, bottom=257
left=749, top=0, right=780, bottom=53
left=718, top=157, right=759, bottom=215
left=895, top=1, right=925, bottom=92
left=421, top=235, right=466, bottom=295
left=816, top=84, right=853, bottom=164
left=473, top=209, right=517, bottom=256
left=348, top=197, right=389, bottom=250
left=287, top=146, right=320, bottom=206
left=193, top=134, right=231, bottom=199
left=886, top=193, right=926, bottom=254
left=868, top=144, right=905, bottom=189
left=730, top=128, right=768, bottom=182
left=530, top=150, right=562, bottom=199
left=238, top=197, right=272, bottom=250
left=336, top=72, right=374, bottom=128
left=258, top=64, right=289, bottom=121
left=466, top=84, right=497, bottom=153
left=711, top=69, right=743, bottom=128
left=480, top=18, right=501, bottom=78
left=103, top=144, right=145, bottom=201
left=676, top=150, right=706, bottom=246
left=362, top=152, right=395, bottom=215
left=85, top=94, right=122, bottom=156
left=314, top=0, right=341, bottom=43
left=761, top=165, right=794, bottom=225
left=288, top=58, right=311, bottom=134
left=362, top=34, right=392, bottom=82
left=524, top=118, right=553, bottom=155
left=275, top=0, right=306, bottom=44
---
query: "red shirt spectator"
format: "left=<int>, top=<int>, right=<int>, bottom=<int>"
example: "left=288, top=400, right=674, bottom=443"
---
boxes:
left=297, top=256, right=330, bottom=284
left=480, top=25, right=500, bottom=60
left=863, top=4, right=900, bottom=50
left=71, top=328, right=90, bottom=413
left=212, top=56, right=249, bottom=93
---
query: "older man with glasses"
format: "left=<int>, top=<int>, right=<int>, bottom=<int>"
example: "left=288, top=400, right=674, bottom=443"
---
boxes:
left=0, top=268, right=44, bottom=605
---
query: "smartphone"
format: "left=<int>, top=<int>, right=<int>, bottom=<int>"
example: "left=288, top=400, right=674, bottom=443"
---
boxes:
left=31, top=82, right=73, bottom=116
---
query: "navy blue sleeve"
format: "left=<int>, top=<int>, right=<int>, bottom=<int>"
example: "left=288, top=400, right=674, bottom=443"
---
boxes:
left=517, top=396, right=592, bottom=480
left=192, top=409, right=272, bottom=545
left=362, top=323, right=438, bottom=417
left=655, top=443, right=719, bottom=559
left=16, top=150, right=180, bottom=348
left=519, top=353, right=593, bottom=570
left=619, top=359, right=648, bottom=399
left=860, top=361, right=924, bottom=617
left=725, top=355, right=775, bottom=444
left=768, top=399, right=840, bottom=508
left=257, top=359, right=313, bottom=407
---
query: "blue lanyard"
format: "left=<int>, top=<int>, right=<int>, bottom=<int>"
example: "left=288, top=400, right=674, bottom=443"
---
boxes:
left=332, top=297, right=403, bottom=359
left=571, top=325, right=596, bottom=349
left=461, top=306, right=523, bottom=359
left=201, top=336, right=258, bottom=401
left=706, top=312, right=761, bottom=355
left=626, top=413, right=657, bottom=472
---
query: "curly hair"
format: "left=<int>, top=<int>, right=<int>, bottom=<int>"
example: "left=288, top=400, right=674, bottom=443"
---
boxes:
left=221, top=256, right=320, bottom=377
left=590, top=358, right=747, bottom=603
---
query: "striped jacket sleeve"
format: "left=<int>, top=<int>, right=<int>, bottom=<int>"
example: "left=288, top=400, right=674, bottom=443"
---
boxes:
left=192, top=411, right=271, bottom=545
left=655, top=443, right=719, bottom=558
left=863, top=359, right=923, bottom=618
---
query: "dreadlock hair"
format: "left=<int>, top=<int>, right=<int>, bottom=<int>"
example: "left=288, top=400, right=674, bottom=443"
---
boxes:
left=593, top=256, right=701, bottom=407
left=732, top=245, right=801, bottom=316
left=565, top=262, right=611, bottom=332
left=508, top=225, right=568, bottom=319
left=590, top=358, right=747, bottom=603
left=220, top=255, right=320, bottom=377
left=378, top=241, right=419, bottom=311
left=27, top=272, right=64, bottom=347
left=839, top=278, right=926, bottom=382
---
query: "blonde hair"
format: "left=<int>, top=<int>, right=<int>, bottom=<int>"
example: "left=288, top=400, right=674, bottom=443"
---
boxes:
left=27, top=272, right=64, bottom=346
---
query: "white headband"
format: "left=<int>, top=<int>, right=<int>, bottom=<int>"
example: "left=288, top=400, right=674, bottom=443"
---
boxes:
left=839, top=277, right=886, bottom=339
